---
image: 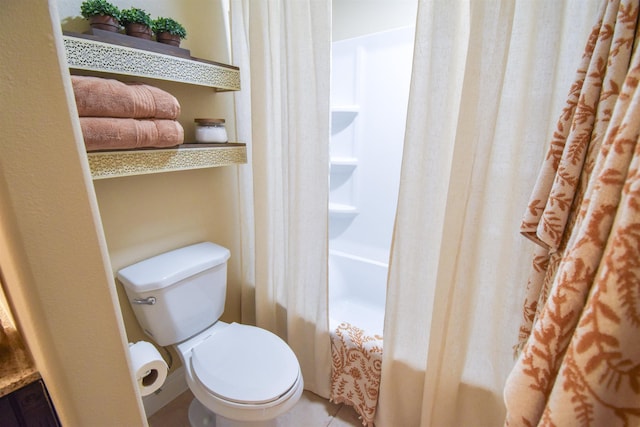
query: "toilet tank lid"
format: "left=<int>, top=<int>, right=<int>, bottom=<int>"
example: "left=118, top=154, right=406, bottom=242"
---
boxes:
left=117, top=242, right=230, bottom=293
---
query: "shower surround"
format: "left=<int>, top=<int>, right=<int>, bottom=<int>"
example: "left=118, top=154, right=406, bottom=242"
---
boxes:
left=328, top=26, right=414, bottom=426
left=329, top=25, right=414, bottom=331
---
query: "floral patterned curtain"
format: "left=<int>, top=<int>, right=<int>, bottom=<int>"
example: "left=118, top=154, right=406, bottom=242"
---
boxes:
left=505, top=0, right=640, bottom=425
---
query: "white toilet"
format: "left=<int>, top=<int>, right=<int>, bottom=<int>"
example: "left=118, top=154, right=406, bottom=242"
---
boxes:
left=117, top=242, right=304, bottom=427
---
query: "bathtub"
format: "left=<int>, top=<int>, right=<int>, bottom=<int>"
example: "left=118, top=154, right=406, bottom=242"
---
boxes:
left=328, top=250, right=387, bottom=337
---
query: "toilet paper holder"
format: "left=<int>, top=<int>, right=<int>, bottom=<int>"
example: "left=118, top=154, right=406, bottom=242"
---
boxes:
left=128, top=341, right=168, bottom=396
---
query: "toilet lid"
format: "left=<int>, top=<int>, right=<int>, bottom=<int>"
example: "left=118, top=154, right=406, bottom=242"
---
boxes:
left=191, top=323, right=300, bottom=404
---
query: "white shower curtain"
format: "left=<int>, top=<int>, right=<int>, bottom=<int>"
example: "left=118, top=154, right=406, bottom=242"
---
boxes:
left=230, top=0, right=332, bottom=398
left=377, top=1, right=601, bottom=426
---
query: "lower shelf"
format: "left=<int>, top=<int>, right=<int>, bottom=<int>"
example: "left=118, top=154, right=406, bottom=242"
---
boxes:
left=87, top=143, right=247, bottom=179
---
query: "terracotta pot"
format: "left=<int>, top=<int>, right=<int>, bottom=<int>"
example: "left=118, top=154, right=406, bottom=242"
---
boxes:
left=89, top=15, right=119, bottom=32
left=156, top=32, right=181, bottom=47
left=125, top=23, right=153, bottom=40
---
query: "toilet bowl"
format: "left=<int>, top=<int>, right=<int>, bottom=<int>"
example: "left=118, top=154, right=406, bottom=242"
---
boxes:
left=177, top=322, right=304, bottom=425
left=117, top=242, right=303, bottom=426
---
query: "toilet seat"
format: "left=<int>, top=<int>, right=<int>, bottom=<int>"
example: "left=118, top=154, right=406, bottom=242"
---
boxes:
left=190, top=323, right=300, bottom=405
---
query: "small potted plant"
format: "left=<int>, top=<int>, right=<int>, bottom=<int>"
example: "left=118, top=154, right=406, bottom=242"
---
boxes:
left=80, top=0, right=120, bottom=32
left=120, top=7, right=153, bottom=40
left=152, top=17, right=187, bottom=47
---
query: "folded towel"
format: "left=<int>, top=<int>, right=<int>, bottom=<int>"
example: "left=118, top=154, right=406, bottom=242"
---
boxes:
left=72, top=75, right=181, bottom=120
left=80, top=118, right=184, bottom=151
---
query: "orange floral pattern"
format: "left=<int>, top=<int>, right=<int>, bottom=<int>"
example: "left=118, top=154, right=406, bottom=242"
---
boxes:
left=516, top=0, right=638, bottom=354
left=506, top=0, right=640, bottom=425
left=330, top=322, right=383, bottom=427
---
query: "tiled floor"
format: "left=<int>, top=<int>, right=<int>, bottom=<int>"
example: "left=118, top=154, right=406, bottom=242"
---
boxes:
left=148, top=390, right=363, bottom=427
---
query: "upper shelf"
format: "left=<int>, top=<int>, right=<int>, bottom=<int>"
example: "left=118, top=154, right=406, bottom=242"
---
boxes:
left=62, top=32, right=241, bottom=91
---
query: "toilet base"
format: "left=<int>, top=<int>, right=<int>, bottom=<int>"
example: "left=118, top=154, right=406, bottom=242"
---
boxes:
left=188, top=398, right=277, bottom=427
left=188, top=398, right=216, bottom=427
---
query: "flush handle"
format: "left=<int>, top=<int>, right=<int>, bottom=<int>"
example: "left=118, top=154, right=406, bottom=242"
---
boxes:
left=132, top=297, right=156, bottom=305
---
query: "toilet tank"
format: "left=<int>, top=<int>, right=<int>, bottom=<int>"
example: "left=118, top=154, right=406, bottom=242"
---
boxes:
left=117, top=242, right=231, bottom=346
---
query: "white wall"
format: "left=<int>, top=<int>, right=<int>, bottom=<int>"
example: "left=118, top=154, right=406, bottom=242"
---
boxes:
left=332, top=0, right=418, bottom=41
left=0, top=0, right=145, bottom=424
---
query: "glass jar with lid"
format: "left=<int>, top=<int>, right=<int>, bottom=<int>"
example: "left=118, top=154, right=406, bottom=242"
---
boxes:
left=194, top=118, right=228, bottom=143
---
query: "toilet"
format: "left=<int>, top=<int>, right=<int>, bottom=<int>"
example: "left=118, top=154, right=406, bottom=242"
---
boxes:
left=117, top=242, right=304, bottom=427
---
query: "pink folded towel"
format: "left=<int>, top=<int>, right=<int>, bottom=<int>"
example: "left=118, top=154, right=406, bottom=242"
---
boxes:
left=71, top=75, right=181, bottom=119
left=80, top=118, right=184, bottom=151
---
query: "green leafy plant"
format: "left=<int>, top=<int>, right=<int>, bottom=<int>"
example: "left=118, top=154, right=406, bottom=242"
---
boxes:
left=152, top=17, right=187, bottom=39
left=119, top=7, right=153, bottom=27
left=79, top=0, right=120, bottom=20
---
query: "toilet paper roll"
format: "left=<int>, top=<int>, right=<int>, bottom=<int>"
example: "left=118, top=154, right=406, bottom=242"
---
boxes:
left=128, top=341, right=168, bottom=396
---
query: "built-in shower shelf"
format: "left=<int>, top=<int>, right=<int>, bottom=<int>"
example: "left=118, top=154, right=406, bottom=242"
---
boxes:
left=331, top=105, right=360, bottom=113
left=331, top=105, right=360, bottom=135
left=329, top=203, right=359, bottom=218
left=330, top=157, right=358, bottom=173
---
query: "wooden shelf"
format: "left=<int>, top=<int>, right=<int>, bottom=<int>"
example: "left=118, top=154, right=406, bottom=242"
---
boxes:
left=63, top=32, right=240, bottom=91
left=63, top=32, right=246, bottom=177
left=88, top=143, right=247, bottom=179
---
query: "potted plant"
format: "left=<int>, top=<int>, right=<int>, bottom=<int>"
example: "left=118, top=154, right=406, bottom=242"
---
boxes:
left=80, top=0, right=120, bottom=32
left=152, top=17, right=187, bottom=47
left=120, top=7, right=153, bottom=40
